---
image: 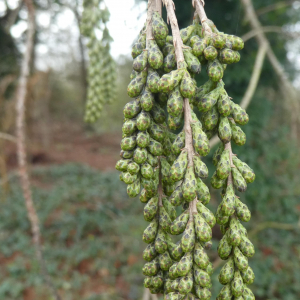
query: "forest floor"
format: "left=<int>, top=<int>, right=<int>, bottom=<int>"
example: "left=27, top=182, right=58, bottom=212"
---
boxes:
left=5, top=120, right=121, bottom=171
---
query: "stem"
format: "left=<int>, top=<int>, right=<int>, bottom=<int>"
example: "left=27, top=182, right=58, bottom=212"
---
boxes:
left=155, top=0, right=162, bottom=15
left=146, top=0, right=155, bottom=49
left=192, top=0, right=212, bottom=34
left=164, top=0, right=197, bottom=214
left=163, top=0, right=184, bottom=65
left=16, top=1, right=61, bottom=300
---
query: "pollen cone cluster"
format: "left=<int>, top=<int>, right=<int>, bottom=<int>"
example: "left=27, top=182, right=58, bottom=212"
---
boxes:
left=81, top=0, right=117, bottom=123
left=116, top=4, right=256, bottom=299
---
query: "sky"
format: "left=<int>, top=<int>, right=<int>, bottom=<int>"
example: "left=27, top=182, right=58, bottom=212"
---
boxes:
left=1, top=0, right=147, bottom=69
left=1, top=0, right=300, bottom=86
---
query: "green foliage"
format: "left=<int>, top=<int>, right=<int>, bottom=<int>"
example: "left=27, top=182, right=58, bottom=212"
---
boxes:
left=0, top=164, right=147, bottom=300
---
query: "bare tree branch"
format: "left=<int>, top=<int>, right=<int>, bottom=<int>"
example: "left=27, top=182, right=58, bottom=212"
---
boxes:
left=256, top=1, right=296, bottom=16
left=241, top=26, right=300, bottom=42
left=4, top=0, right=23, bottom=33
left=155, top=0, right=162, bottom=15
left=242, top=26, right=283, bottom=42
left=192, top=0, right=213, bottom=34
left=240, top=0, right=299, bottom=140
left=0, top=132, right=17, bottom=143
left=15, top=1, right=61, bottom=299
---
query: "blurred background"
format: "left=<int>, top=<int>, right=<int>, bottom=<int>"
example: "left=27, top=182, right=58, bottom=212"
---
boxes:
left=0, top=0, right=300, bottom=299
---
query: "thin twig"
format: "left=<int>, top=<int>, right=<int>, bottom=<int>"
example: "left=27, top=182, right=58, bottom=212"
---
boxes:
left=0, top=132, right=17, bottom=143
left=164, top=0, right=197, bottom=215
left=241, top=26, right=300, bottom=42
left=240, top=0, right=299, bottom=140
left=163, top=0, right=185, bottom=65
left=155, top=0, right=162, bottom=15
left=239, top=44, right=267, bottom=109
left=256, top=1, right=296, bottom=16
left=248, top=221, right=299, bottom=238
left=242, top=26, right=283, bottom=42
left=192, top=0, right=212, bottom=34
left=16, top=1, right=61, bottom=300
left=146, top=0, right=155, bottom=49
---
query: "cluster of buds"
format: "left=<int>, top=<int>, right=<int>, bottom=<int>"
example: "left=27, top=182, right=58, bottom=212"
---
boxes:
left=116, top=1, right=256, bottom=299
left=81, top=0, right=117, bottom=123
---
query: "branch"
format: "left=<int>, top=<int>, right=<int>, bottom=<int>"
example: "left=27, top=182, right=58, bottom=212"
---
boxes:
left=239, top=44, right=267, bottom=110
left=248, top=221, right=299, bottom=238
left=192, top=0, right=212, bottom=34
left=146, top=0, right=155, bottom=48
left=163, top=0, right=184, bottom=65
left=15, top=1, right=61, bottom=300
left=242, top=26, right=300, bottom=42
left=256, top=1, right=296, bottom=16
left=241, top=0, right=299, bottom=139
left=155, top=0, right=162, bottom=15
left=0, top=132, right=17, bottom=143
left=242, top=26, right=283, bottom=42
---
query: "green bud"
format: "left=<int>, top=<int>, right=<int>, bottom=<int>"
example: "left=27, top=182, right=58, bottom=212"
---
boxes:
left=177, top=252, right=193, bottom=277
left=169, top=150, right=188, bottom=182
left=170, top=185, right=184, bottom=207
left=207, top=59, right=224, bottom=82
left=127, top=68, right=147, bottom=98
left=193, top=155, right=209, bottom=179
left=144, top=196, right=159, bottom=221
left=232, top=167, right=247, bottom=192
left=218, top=116, right=232, bottom=143
left=152, top=12, right=168, bottom=40
left=240, top=266, right=255, bottom=285
left=196, top=178, right=211, bottom=205
left=181, top=219, right=196, bottom=253
left=194, top=213, right=212, bottom=242
left=155, top=227, right=168, bottom=254
left=123, top=98, right=141, bottom=119
left=213, top=143, right=225, bottom=166
left=204, top=45, right=218, bottom=60
left=211, top=170, right=226, bottom=189
left=180, top=70, right=196, bottom=98
left=194, top=242, right=210, bottom=269
left=127, top=178, right=141, bottom=197
left=140, top=89, right=154, bottom=111
left=159, top=251, right=173, bottom=271
left=234, top=246, right=248, bottom=271
left=218, top=89, right=232, bottom=116
left=183, top=48, right=201, bottom=73
left=231, top=102, right=249, bottom=125
left=198, top=86, right=221, bottom=112
left=182, top=167, right=197, bottom=202
left=218, top=233, right=232, bottom=260
left=143, top=218, right=158, bottom=243
left=133, top=147, right=147, bottom=164
left=202, top=105, right=219, bottom=131
left=148, top=40, right=163, bottom=69
left=217, top=149, right=231, bottom=180
left=217, top=283, right=232, bottom=299
left=194, top=265, right=211, bottom=287
left=219, top=257, right=234, bottom=285
left=148, top=138, right=163, bottom=156
left=196, top=202, right=216, bottom=228
left=133, top=50, right=148, bottom=72
left=167, top=86, right=184, bottom=117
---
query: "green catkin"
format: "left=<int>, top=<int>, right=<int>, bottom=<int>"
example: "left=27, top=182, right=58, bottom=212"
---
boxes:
left=116, top=8, right=256, bottom=298
left=82, top=3, right=117, bottom=123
